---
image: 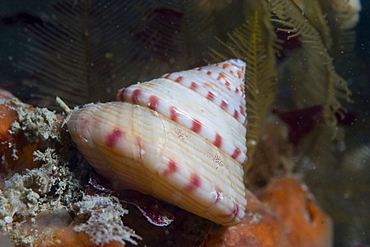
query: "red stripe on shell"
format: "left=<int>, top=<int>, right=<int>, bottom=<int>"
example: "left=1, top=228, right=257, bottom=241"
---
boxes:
left=148, top=95, right=159, bottom=111
left=217, top=72, right=226, bottom=81
left=232, top=203, right=240, bottom=218
left=219, top=202, right=240, bottom=219
left=240, top=105, right=246, bottom=116
left=206, top=91, right=216, bottom=101
left=132, top=89, right=143, bottom=104
left=191, top=119, right=202, bottom=133
left=106, top=128, right=124, bottom=148
left=233, top=109, right=239, bottom=119
left=233, top=203, right=240, bottom=217
left=175, top=76, right=184, bottom=83
left=116, top=88, right=126, bottom=101
left=242, top=156, right=248, bottom=166
left=213, top=133, right=222, bottom=148
left=231, top=147, right=241, bottom=159
left=237, top=70, right=243, bottom=79
left=170, top=106, right=179, bottom=121
left=185, top=173, right=201, bottom=192
left=162, top=159, right=179, bottom=177
left=190, top=82, right=198, bottom=91
left=222, top=63, right=230, bottom=69
left=220, top=100, right=228, bottom=111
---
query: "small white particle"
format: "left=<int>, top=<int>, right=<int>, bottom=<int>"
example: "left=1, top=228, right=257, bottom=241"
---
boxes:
left=4, top=216, right=13, bottom=223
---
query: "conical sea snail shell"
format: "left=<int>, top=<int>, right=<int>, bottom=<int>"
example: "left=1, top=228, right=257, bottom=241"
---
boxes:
left=67, top=59, right=248, bottom=225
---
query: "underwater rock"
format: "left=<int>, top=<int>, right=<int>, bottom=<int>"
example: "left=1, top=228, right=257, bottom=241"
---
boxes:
left=0, top=90, right=41, bottom=176
left=0, top=92, right=141, bottom=246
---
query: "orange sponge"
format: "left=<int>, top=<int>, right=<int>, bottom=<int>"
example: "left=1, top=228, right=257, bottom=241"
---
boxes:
left=257, top=177, right=333, bottom=247
left=201, top=190, right=288, bottom=247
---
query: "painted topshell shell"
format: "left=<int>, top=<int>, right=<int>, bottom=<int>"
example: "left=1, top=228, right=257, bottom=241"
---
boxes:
left=67, top=59, right=248, bottom=225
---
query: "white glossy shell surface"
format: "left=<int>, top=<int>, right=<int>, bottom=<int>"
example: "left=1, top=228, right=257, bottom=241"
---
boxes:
left=68, top=59, right=248, bottom=225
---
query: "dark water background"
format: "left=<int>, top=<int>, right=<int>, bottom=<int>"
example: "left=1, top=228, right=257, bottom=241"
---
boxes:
left=0, top=0, right=369, bottom=246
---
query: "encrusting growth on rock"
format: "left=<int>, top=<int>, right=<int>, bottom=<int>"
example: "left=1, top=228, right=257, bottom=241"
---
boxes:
left=0, top=92, right=140, bottom=246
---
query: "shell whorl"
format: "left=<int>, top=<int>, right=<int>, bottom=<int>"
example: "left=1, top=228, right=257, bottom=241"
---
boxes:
left=68, top=59, right=248, bottom=225
left=115, top=59, right=248, bottom=164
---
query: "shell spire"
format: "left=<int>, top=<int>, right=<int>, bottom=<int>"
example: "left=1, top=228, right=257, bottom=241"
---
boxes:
left=68, top=59, right=248, bottom=225
left=115, top=59, right=248, bottom=164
